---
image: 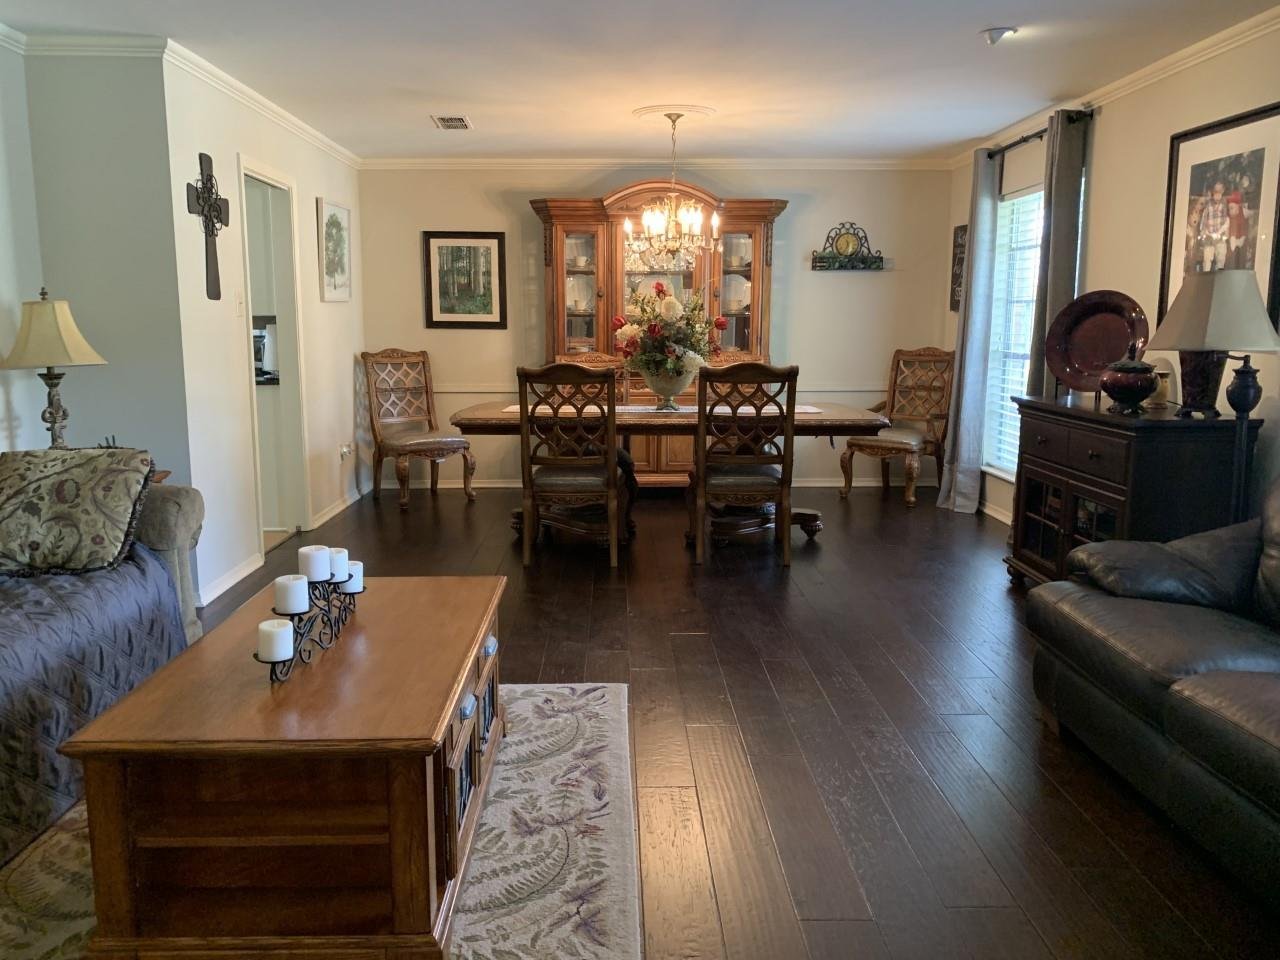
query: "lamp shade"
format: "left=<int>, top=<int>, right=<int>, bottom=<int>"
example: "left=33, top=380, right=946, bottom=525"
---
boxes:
left=0, top=294, right=106, bottom=370
left=1147, top=269, right=1280, bottom=353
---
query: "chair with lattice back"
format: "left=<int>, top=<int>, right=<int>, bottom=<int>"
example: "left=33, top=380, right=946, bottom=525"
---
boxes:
left=689, top=362, right=799, bottom=565
left=840, top=347, right=954, bottom=506
left=518, top=363, right=636, bottom=567
left=362, top=348, right=476, bottom=510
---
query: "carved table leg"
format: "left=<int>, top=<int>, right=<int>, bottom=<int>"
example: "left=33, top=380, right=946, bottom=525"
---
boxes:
left=430, top=460, right=440, bottom=493
left=462, top=449, right=478, bottom=501
left=396, top=456, right=411, bottom=511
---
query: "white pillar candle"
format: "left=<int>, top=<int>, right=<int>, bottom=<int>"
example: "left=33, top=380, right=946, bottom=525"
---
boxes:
left=329, top=547, right=350, bottom=582
left=339, top=560, right=364, bottom=594
left=298, top=544, right=331, bottom=582
left=257, top=618, right=294, bottom=662
left=273, top=574, right=309, bottom=615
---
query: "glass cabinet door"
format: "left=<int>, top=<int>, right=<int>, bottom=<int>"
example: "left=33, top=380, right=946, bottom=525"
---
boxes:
left=1014, top=467, right=1066, bottom=578
left=715, top=231, right=755, bottom=352
left=563, top=230, right=601, bottom=354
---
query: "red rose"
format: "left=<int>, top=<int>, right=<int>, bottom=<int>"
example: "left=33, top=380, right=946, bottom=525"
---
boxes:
left=714, top=315, right=728, bottom=331
left=611, top=315, right=625, bottom=330
left=653, top=281, right=666, bottom=298
left=647, top=322, right=662, bottom=339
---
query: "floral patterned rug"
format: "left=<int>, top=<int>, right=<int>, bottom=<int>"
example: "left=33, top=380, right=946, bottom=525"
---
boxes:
left=0, top=683, right=640, bottom=960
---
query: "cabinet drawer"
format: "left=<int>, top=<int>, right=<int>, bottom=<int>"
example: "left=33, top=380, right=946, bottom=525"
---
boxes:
left=1068, top=430, right=1128, bottom=484
left=1019, top=418, right=1069, bottom=467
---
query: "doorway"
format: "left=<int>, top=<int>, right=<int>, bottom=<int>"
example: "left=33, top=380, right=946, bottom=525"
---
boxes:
left=243, top=173, right=307, bottom=553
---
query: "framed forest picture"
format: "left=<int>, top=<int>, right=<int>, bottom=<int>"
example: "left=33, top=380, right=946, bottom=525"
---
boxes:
left=423, top=231, right=508, bottom=329
left=317, top=198, right=352, bottom=302
left=1158, top=99, right=1280, bottom=327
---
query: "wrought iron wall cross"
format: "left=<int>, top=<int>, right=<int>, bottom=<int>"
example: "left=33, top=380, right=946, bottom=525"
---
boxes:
left=186, top=152, right=230, bottom=300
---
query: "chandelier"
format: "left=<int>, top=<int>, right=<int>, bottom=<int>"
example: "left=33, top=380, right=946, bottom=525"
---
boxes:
left=623, top=111, right=720, bottom=271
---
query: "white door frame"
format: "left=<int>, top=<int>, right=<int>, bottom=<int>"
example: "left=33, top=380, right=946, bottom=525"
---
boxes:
left=235, top=154, right=315, bottom=543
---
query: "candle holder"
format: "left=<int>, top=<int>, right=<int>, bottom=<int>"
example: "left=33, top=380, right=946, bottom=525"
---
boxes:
left=257, top=576, right=364, bottom=683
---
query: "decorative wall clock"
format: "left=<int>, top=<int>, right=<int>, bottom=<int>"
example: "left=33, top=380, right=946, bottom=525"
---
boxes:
left=811, top=221, right=884, bottom=270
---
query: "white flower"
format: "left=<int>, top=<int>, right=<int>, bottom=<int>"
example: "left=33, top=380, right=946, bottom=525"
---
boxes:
left=613, top=322, right=643, bottom=346
left=659, top=297, right=682, bottom=321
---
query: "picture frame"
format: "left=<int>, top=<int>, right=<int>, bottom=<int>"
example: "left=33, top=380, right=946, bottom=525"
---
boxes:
left=1158, top=99, right=1280, bottom=327
left=949, top=224, right=968, bottom=312
left=317, top=198, right=352, bottom=302
left=423, top=231, right=508, bottom=329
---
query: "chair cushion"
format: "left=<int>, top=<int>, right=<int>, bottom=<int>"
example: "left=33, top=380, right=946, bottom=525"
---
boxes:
left=704, top=463, right=783, bottom=494
left=848, top=425, right=926, bottom=452
left=1028, top=580, right=1280, bottom=724
left=532, top=463, right=627, bottom=494
left=1165, top=671, right=1280, bottom=817
left=380, top=422, right=469, bottom=453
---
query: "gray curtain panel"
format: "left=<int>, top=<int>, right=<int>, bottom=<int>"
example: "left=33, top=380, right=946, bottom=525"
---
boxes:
left=938, top=149, right=1000, bottom=512
left=1026, top=109, right=1092, bottom=395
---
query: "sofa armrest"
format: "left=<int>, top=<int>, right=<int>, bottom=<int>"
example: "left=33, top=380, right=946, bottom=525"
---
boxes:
left=136, top=484, right=205, bottom=644
left=1066, top=518, right=1261, bottom=613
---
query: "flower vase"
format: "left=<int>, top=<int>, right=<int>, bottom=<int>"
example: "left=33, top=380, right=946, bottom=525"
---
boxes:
left=641, top=367, right=699, bottom=412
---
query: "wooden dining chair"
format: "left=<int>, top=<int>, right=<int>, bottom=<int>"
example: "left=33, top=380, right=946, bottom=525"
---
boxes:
left=840, top=347, right=954, bottom=506
left=688, top=361, right=799, bottom=565
left=362, top=348, right=476, bottom=510
left=518, top=363, right=635, bottom=567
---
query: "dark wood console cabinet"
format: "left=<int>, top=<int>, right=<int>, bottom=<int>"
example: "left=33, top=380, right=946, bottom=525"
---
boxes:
left=1006, top=396, right=1261, bottom=586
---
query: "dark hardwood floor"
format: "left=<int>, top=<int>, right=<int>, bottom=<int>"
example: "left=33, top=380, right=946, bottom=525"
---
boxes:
left=203, top=488, right=1279, bottom=959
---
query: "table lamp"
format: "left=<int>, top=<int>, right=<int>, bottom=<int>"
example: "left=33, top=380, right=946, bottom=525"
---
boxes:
left=0, top=288, right=106, bottom=449
left=1147, top=269, right=1280, bottom=520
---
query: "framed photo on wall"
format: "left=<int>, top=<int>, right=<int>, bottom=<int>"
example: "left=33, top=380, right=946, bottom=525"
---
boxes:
left=423, top=231, right=508, bottom=329
left=1158, top=99, right=1280, bottom=327
left=317, top=198, right=352, bottom=302
left=949, top=224, right=968, bottom=312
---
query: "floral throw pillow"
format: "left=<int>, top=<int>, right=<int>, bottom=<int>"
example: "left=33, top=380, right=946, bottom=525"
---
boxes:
left=0, top=448, right=154, bottom=576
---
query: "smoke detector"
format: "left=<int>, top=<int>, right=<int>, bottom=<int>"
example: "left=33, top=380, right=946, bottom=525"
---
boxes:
left=430, top=115, right=473, bottom=131
left=980, top=26, right=1018, bottom=46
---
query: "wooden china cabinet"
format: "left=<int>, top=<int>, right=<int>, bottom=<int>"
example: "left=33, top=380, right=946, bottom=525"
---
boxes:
left=532, top=179, right=786, bottom=485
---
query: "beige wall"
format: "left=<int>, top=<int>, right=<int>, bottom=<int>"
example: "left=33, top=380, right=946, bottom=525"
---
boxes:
left=359, top=164, right=953, bottom=487
left=0, top=36, right=44, bottom=452
left=948, top=22, right=1280, bottom=522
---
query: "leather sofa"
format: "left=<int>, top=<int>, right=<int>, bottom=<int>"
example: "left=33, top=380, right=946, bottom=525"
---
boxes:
left=1027, top=486, right=1280, bottom=908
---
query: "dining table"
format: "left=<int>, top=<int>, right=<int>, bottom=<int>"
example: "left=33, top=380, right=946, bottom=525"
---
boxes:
left=450, top=400, right=890, bottom=542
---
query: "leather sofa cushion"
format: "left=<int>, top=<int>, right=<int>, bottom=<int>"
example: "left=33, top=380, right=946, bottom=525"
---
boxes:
left=380, top=422, right=469, bottom=452
left=1028, top=581, right=1280, bottom=724
left=1165, top=671, right=1280, bottom=818
left=1256, top=482, right=1280, bottom=630
left=705, top=463, right=782, bottom=494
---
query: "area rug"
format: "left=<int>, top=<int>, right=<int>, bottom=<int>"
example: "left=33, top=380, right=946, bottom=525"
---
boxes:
left=0, top=683, right=641, bottom=960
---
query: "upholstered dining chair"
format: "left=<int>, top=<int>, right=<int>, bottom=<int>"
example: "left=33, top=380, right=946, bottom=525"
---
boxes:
left=361, top=347, right=476, bottom=510
left=517, top=363, right=636, bottom=567
left=688, top=361, right=799, bottom=565
left=840, top=347, right=954, bottom=507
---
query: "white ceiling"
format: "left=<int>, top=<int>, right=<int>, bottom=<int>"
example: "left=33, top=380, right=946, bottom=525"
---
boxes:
left=0, top=0, right=1273, bottom=161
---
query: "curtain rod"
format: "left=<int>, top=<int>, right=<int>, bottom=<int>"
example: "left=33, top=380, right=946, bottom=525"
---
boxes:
left=986, top=108, right=1094, bottom=159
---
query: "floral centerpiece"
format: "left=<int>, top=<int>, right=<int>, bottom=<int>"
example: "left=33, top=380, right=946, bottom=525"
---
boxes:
left=611, top=282, right=729, bottom=410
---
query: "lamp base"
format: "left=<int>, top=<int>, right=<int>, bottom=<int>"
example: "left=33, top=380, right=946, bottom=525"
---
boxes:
left=36, top=367, right=69, bottom=449
left=1176, top=351, right=1227, bottom=418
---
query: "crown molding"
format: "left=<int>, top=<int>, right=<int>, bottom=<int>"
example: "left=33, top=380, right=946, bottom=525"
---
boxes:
left=161, top=41, right=360, bottom=169
left=0, top=22, right=26, bottom=55
left=360, top=155, right=952, bottom=172
left=22, top=33, right=167, bottom=57
left=948, top=5, right=1280, bottom=168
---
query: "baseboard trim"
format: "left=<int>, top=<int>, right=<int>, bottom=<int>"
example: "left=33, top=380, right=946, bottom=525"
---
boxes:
left=197, top=552, right=265, bottom=607
left=309, top=489, right=361, bottom=528
left=981, top=501, right=1013, bottom=526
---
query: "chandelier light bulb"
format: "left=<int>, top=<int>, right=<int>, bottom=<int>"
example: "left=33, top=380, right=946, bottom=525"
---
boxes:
left=624, top=217, right=633, bottom=236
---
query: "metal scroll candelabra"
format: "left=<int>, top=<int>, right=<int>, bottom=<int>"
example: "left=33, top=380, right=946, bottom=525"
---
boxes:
left=254, top=575, right=365, bottom=683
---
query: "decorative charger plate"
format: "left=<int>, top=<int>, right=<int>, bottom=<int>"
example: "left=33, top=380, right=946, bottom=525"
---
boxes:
left=1045, top=290, right=1148, bottom=391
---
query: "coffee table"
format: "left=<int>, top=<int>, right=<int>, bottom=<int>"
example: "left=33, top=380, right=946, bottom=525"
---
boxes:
left=62, top=576, right=506, bottom=960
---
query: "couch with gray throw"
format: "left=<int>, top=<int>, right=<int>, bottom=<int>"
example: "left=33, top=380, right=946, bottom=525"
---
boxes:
left=1028, top=485, right=1280, bottom=908
left=0, top=448, right=203, bottom=865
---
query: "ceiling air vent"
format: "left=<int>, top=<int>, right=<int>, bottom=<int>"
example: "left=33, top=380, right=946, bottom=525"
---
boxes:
left=431, top=115, right=472, bottom=131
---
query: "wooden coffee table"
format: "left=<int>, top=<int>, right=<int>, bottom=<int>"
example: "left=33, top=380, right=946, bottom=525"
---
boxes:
left=62, top=576, right=506, bottom=960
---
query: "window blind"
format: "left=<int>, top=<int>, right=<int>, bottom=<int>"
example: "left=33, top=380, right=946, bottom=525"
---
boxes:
left=983, top=190, right=1044, bottom=475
